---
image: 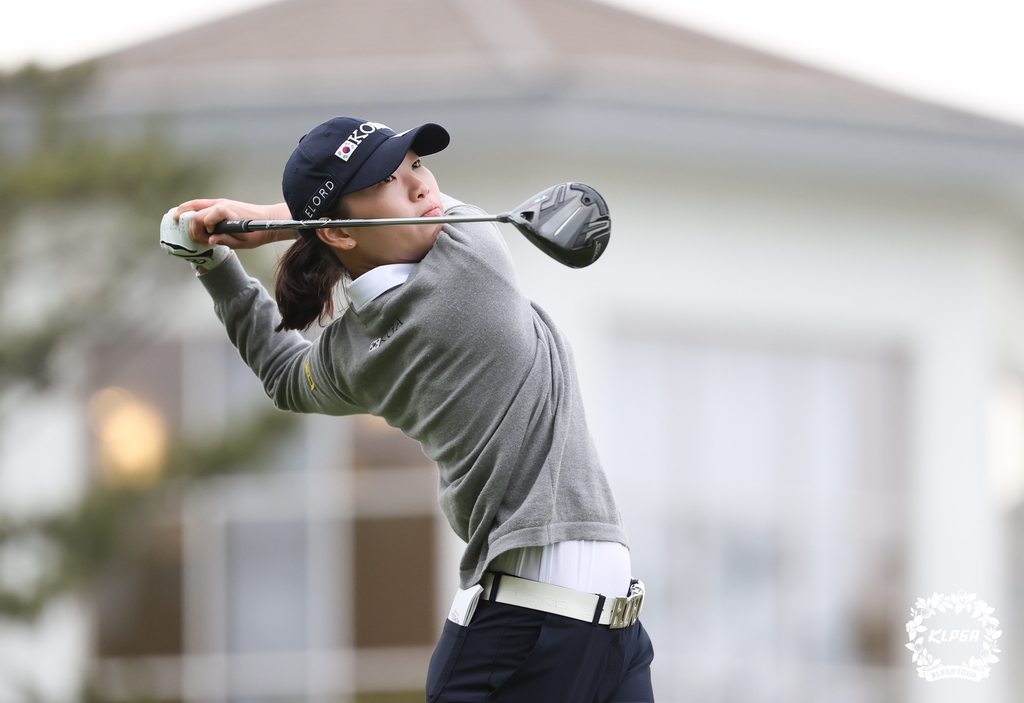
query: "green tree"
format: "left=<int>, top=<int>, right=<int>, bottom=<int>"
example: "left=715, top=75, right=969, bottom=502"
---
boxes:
left=0, top=63, right=296, bottom=696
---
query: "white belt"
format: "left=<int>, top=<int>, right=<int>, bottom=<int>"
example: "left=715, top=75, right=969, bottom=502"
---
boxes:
left=480, top=572, right=645, bottom=629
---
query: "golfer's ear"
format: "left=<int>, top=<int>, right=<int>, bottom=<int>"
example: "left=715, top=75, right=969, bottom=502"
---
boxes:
left=317, top=227, right=356, bottom=250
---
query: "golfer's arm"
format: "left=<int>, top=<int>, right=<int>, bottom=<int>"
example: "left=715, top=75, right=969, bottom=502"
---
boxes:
left=213, top=203, right=293, bottom=246
left=266, top=203, right=300, bottom=242
left=198, top=255, right=359, bottom=415
left=268, top=202, right=290, bottom=218
left=243, top=203, right=293, bottom=243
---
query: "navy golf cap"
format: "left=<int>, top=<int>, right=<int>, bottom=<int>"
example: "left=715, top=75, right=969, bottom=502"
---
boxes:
left=282, top=117, right=450, bottom=223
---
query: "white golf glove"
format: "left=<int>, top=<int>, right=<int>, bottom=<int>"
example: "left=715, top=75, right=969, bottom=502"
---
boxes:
left=159, top=207, right=231, bottom=272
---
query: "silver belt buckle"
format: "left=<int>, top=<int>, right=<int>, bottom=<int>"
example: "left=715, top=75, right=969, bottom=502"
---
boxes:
left=608, top=580, right=645, bottom=629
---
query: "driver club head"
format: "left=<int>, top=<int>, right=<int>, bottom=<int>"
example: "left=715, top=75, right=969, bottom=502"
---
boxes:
left=501, top=182, right=611, bottom=268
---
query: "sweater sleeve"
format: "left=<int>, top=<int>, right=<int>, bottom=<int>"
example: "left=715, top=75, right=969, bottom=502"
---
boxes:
left=197, top=253, right=362, bottom=416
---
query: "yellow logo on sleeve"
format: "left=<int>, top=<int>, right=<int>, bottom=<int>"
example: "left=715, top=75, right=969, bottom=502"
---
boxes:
left=304, top=358, right=316, bottom=391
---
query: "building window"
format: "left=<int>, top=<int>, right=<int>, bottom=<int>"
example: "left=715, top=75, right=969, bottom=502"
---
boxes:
left=351, top=414, right=438, bottom=649
left=354, top=515, right=437, bottom=648
left=226, top=521, right=307, bottom=653
left=95, top=522, right=183, bottom=658
left=609, top=332, right=907, bottom=701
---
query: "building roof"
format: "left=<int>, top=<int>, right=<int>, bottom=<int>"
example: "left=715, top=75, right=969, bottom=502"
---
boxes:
left=83, top=0, right=1024, bottom=144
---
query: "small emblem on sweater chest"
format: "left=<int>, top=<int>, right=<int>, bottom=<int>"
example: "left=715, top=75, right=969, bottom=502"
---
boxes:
left=368, top=318, right=403, bottom=352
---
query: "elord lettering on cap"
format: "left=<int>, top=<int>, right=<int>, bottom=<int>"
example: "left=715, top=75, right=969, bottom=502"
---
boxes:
left=335, top=121, right=391, bottom=162
left=302, top=180, right=335, bottom=218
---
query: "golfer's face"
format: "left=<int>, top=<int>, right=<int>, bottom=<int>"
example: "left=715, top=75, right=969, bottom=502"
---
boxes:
left=339, top=150, right=444, bottom=266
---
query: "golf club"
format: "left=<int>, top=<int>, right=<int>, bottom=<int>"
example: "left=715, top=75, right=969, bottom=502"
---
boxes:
left=212, top=182, right=611, bottom=268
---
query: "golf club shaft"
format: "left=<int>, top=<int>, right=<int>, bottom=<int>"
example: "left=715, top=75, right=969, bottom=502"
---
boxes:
left=214, top=213, right=510, bottom=234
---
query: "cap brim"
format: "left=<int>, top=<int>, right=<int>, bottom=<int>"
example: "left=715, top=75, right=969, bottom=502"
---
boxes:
left=341, top=123, right=450, bottom=195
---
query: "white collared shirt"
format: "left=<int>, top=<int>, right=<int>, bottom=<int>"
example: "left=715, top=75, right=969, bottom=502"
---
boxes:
left=347, top=263, right=417, bottom=312
left=488, top=541, right=632, bottom=599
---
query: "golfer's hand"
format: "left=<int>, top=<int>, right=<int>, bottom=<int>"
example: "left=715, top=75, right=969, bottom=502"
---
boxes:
left=175, top=199, right=293, bottom=249
left=159, top=208, right=231, bottom=272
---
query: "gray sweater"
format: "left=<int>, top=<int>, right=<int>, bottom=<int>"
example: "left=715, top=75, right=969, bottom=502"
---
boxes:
left=198, top=198, right=627, bottom=588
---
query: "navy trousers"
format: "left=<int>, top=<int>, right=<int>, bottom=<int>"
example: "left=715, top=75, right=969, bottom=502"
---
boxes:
left=426, top=599, right=655, bottom=703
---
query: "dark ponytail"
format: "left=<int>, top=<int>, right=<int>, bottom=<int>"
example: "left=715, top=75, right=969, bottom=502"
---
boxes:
left=274, top=197, right=355, bottom=331
left=273, top=234, right=346, bottom=331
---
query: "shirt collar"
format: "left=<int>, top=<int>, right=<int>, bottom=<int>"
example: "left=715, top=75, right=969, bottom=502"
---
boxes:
left=347, top=263, right=416, bottom=312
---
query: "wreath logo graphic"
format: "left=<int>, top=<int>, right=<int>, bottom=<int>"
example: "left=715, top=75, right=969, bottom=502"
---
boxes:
left=906, top=591, right=1001, bottom=681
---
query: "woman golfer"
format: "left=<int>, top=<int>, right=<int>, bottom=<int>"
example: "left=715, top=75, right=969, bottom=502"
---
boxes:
left=165, top=117, right=654, bottom=703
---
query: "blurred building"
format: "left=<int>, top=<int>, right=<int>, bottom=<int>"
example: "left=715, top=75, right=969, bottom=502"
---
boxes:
left=3, top=0, right=1024, bottom=702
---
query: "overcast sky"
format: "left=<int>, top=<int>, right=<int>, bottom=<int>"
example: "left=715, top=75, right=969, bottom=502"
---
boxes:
left=4, top=0, right=1023, bottom=127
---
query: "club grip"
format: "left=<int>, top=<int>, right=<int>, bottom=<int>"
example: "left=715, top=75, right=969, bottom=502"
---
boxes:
left=212, top=220, right=252, bottom=234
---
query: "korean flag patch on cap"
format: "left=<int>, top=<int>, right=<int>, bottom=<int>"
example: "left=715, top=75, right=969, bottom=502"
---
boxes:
left=336, top=140, right=359, bottom=161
